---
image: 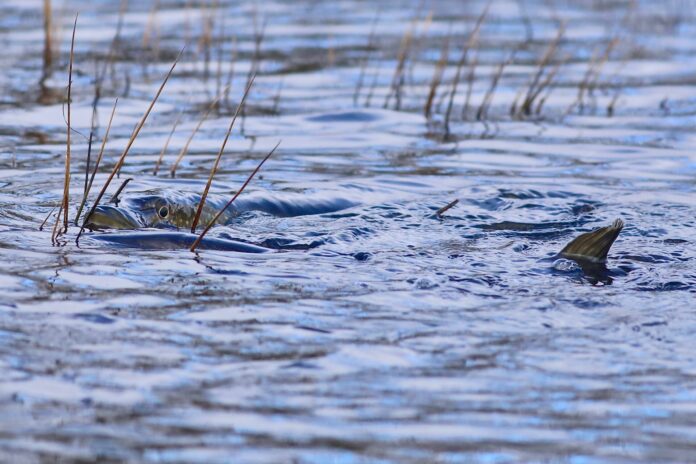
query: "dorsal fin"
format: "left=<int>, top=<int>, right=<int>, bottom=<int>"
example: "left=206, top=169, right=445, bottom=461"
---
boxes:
left=560, top=219, right=624, bottom=263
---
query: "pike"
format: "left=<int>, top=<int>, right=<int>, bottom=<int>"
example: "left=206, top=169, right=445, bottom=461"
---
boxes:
left=86, top=192, right=624, bottom=265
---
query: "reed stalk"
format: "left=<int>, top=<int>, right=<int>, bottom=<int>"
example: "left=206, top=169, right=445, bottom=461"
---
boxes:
left=516, top=24, right=564, bottom=117
left=462, top=43, right=479, bottom=119
left=75, top=98, right=119, bottom=225
left=477, top=50, right=516, bottom=120
left=190, top=141, right=280, bottom=252
left=109, top=178, right=132, bottom=205
left=383, top=23, right=414, bottom=110
left=190, top=75, right=256, bottom=233
left=42, top=0, right=53, bottom=74
left=56, top=14, right=78, bottom=238
left=77, top=50, right=182, bottom=240
left=424, top=24, right=451, bottom=119
left=223, top=35, right=238, bottom=107
left=39, top=206, right=57, bottom=231
left=84, top=132, right=93, bottom=196
left=443, top=5, right=488, bottom=137
left=353, top=12, right=380, bottom=105
left=436, top=199, right=459, bottom=217
left=153, top=109, right=182, bottom=176
left=169, top=91, right=227, bottom=177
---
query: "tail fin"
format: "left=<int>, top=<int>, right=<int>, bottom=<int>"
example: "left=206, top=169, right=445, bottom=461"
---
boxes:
left=560, top=219, right=624, bottom=263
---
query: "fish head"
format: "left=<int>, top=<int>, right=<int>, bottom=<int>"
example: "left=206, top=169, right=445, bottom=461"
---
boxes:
left=85, top=204, right=145, bottom=230
left=85, top=195, right=184, bottom=230
left=127, top=195, right=179, bottom=228
left=85, top=192, right=233, bottom=230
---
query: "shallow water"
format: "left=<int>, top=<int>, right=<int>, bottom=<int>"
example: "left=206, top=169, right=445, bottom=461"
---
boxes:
left=1, top=0, right=695, bottom=462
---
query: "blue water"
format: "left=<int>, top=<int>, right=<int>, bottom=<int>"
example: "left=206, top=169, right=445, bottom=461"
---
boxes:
left=0, top=0, right=694, bottom=462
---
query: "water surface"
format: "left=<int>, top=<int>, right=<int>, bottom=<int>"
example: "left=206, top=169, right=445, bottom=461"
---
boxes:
left=0, top=0, right=695, bottom=462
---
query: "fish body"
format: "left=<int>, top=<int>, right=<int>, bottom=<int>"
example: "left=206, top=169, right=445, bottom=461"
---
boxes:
left=89, top=231, right=269, bottom=253
left=85, top=190, right=358, bottom=231
left=85, top=192, right=624, bottom=268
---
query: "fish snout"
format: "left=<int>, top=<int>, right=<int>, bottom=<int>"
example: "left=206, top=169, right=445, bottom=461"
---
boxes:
left=85, top=205, right=143, bottom=230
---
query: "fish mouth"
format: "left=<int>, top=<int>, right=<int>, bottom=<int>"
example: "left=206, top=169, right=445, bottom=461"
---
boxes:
left=84, top=205, right=144, bottom=230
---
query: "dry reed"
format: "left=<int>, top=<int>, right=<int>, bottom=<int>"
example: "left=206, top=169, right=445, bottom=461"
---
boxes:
left=190, top=75, right=256, bottom=233
left=190, top=140, right=280, bottom=252
left=353, top=12, right=380, bottom=105
left=109, top=178, right=132, bottom=205
left=42, top=0, right=53, bottom=74
left=516, top=24, right=564, bottom=118
left=39, top=206, right=57, bottom=231
left=477, top=50, right=515, bottom=121
left=153, top=109, right=183, bottom=176
left=75, top=98, right=119, bottom=225
left=383, top=20, right=415, bottom=110
left=223, top=35, right=238, bottom=107
left=424, top=24, right=452, bottom=119
left=170, top=91, right=228, bottom=177
left=54, top=14, right=78, bottom=239
left=77, top=50, right=182, bottom=240
left=436, top=199, right=459, bottom=217
left=443, top=5, right=488, bottom=137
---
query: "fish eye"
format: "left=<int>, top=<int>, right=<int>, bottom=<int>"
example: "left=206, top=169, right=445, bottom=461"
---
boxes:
left=158, top=206, right=169, bottom=219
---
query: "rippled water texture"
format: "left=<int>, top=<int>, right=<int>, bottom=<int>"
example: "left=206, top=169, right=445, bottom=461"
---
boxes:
left=1, top=0, right=695, bottom=462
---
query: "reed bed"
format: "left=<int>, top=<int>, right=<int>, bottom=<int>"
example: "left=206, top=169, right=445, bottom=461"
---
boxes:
left=36, top=1, right=637, bottom=248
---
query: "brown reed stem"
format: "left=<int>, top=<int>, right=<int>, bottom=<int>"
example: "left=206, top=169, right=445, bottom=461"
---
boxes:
left=190, top=75, right=256, bottom=233
left=406, top=10, right=432, bottom=90
left=353, top=11, right=380, bottom=106
left=43, top=0, right=53, bottom=74
left=84, top=131, right=93, bottom=195
left=585, top=38, right=618, bottom=111
left=170, top=90, right=227, bottom=177
left=517, top=23, right=564, bottom=118
left=363, top=62, right=381, bottom=107
left=424, top=23, right=451, bottom=119
left=534, top=54, right=567, bottom=116
left=190, top=140, right=280, bottom=252
left=215, top=17, right=225, bottom=110
left=109, top=178, right=132, bottom=204
left=51, top=203, right=63, bottom=244
left=436, top=199, right=459, bottom=217
left=108, top=0, right=128, bottom=89
left=383, top=23, right=415, bottom=110
left=462, top=44, right=479, bottom=119
left=75, top=98, right=119, bottom=225
left=224, top=35, right=238, bottom=107
left=272, top=78, right=284, bottom=114
left=154, top=109, right=182, bottom=176
left=39, top=206, right=57, bottom=231
left=77, top=50, right=182, bottom=241
left=443, top=5, right=488, bottom=137
left=477, top=49, right=516, bottom=120
left=141, top=0, right=160, bottom=79
left=57, top=14, right=77, bottom=238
